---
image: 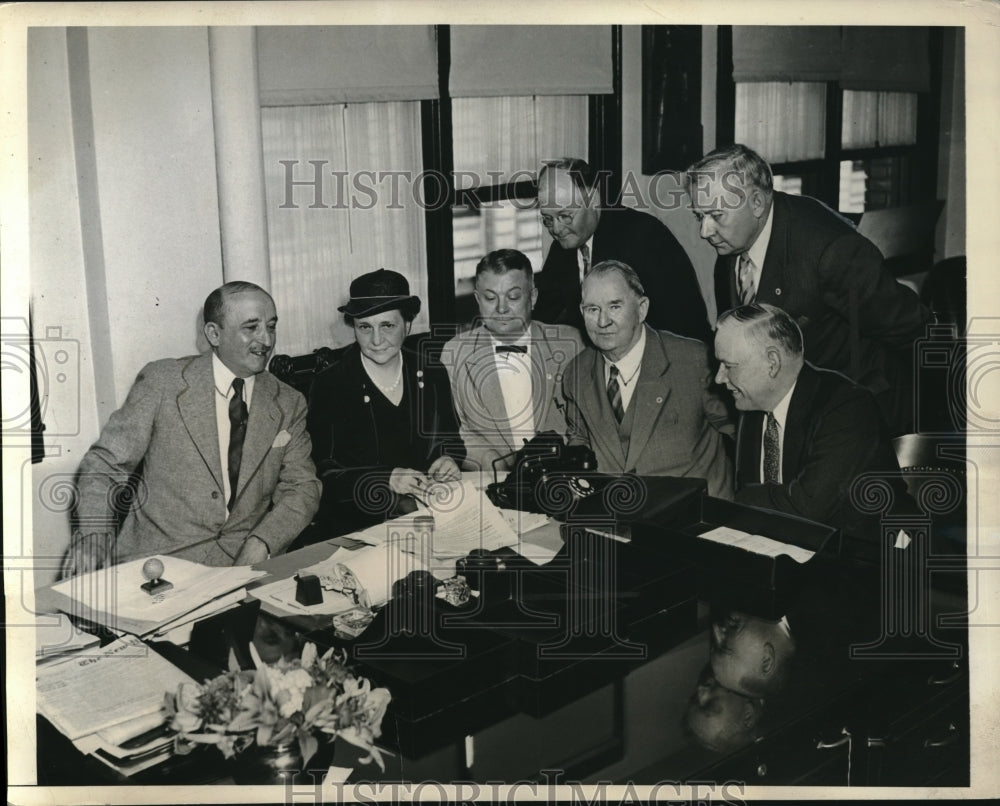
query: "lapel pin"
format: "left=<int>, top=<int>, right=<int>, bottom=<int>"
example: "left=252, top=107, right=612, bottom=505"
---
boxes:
left=363, top=395, right=370, bottom=404
left=775, top=288, right=782, bottom=296
left=655, top=396, right=663, bottom=404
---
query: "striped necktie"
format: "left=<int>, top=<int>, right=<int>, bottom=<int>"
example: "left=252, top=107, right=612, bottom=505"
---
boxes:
left=763, top=412, right=780, bottom=483
left=579, top=244, right=591, bottom=279
left=739, top=254, right=757, bottom=305
left=228, top=378, right=248, bottom=509
left=607, top=364, right=624, bottom=423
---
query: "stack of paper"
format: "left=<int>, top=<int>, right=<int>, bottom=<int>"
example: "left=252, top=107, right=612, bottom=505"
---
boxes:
left=36, top=634, right=195, bottom=775
left=697, top=526, right=816, bottom=563
left=47, top=555, right=266, bottom=637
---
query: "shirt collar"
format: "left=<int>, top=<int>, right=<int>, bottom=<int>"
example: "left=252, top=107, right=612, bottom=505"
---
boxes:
left=770, top=377, right=796, bottom=430
left=603, top=325, right=646, bottom=385
left=212, top=352, right=255, bottom=399
left=745, top=201, right=775, bottom=270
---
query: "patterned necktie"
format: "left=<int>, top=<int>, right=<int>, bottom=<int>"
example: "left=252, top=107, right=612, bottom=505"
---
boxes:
left=228, top=378, right=248, bottom=509
left=763, top=412, right=780, bottom=484
left=579, top=244, right=591, bottom=279
left=739, top=254, right=757, bottom=305
left=607, top=364, right=625, bottom=423
left=495, top=344, right=528, bottom=354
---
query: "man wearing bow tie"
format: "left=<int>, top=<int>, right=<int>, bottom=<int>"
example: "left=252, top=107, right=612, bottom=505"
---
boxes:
left=714, top=302, right=906, bottom=541
left=441, top=249, right=583, bottom=472
left=687, top=144, right=930, bottom=434
left=532, top=157, right=712, bottom=343
left=62, top=281, right=321, bottom=576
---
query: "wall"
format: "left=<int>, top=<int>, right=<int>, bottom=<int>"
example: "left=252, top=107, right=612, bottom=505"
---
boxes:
left=936, top=27, right=965, bottom=259
left=29, top=27, right=225, bottom=585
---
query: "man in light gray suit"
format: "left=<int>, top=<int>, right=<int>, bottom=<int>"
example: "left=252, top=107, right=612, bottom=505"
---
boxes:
left=63, top=281, right=321, bottom=576
left=441, top=249, right=583, bottom=472
left=562, top=261, right=734, bottom=499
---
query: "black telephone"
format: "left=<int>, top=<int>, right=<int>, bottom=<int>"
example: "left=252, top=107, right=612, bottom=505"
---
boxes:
left=485, top=431, right=605, bottom=515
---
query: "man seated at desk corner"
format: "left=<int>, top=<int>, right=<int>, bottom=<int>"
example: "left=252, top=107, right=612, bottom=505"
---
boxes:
left=713, top=302, right=910, bottom=545
left=561, top=260, right=734, bottom=499
left=440, top=248, right=584, bottom=472
left=62, top=281, right=321, bottom=577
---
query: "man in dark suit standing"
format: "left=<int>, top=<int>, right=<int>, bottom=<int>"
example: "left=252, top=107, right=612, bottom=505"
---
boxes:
left=687, top=144, right=931, bottom=434
left=562, top=261, right=733, bottom=499
left=533, top=157, right=711, bottom=343
left=714, top=303, right=905, bottom=542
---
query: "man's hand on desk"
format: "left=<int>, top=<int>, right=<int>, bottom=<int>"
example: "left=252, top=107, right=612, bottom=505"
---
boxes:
left=389, top=467, right=432, bottom=499
left=234, top=534, right=270, bottom=566
left=59, top=530, right=114, bottom=579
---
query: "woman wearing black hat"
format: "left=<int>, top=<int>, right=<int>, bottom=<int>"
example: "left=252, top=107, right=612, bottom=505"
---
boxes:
left=306, top=269, right=466, bottom=537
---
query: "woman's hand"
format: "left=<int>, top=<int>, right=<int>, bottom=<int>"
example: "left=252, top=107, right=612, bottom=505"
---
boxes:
left=389, top=467, right=432, bottom=498
left=428, top=455, right=462, bottom=483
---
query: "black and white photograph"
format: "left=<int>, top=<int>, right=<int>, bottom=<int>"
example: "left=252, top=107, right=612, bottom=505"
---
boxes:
left=3, top=1, right=998, bottom=803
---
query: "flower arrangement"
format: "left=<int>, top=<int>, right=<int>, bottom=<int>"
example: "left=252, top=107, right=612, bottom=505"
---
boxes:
left=163, top=642, right=391, bottom=770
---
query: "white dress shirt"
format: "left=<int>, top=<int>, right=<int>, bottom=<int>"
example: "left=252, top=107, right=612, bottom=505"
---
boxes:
left=602, top=327, right=646, bottom=415
left=760, top=379, right=795, bottom=484
left=491, top=332, right=535, bottom=445
left=212, top=353, right=255, bottom=512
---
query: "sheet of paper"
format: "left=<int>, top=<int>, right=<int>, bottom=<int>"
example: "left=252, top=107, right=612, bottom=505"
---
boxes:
left=49, top=556, right=266, bottom=636
left=499, top=507, right=550, bottom=535
left=250, top=575, right=360, bottom=618
left=697, top=525, right=815, bottom=564
left=35, top=613, right=101, bottom=660
left=417, top=480, right=520, bottom=558
left=36, top=634, right=195, bottom=740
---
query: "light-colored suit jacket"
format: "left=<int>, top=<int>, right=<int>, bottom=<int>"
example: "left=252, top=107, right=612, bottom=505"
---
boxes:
left=75, top=351, right=321, bottom=565
left=562, top=326, right=734, bottom=499
left=441, top=321, right=584, bottom=471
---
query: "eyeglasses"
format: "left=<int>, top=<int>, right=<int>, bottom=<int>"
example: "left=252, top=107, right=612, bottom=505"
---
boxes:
left=540, top=209, right=578, bottom=229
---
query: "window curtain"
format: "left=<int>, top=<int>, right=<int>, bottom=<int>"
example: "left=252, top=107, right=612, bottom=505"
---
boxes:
left=735, top=82, right=827, bottom=163
left=256, top=26, right=439, bottom=105
left=732, top=26, right=842, bottom=83
left=840, top=27, right=930, bottom=92
left=842, top=90, right=918, bottom=149
left=451, top=96, right=589, bottom=190
left=449, top=26, right=613, bottom=97
left=261, top=102, right=428, bottom=355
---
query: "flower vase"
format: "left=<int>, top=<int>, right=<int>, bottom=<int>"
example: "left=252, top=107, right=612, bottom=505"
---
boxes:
left=230, top=741, right=304, bottom=786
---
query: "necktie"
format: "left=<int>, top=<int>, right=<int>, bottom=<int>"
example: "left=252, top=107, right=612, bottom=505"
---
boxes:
left=607, top=364, right=625, bottom=423
left=763, top=412, right=780, bottom=484
left=579, top=244, right=591, bottom=278
left=228, top=378, right=248, bottom=510
left=738, top=254, right=757, bottom=305
left=495, top=344, right=528, bottom=354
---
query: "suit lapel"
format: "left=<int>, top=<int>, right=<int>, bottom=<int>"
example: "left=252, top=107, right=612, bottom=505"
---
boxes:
left=529, top=321, right=560, bottom=432
left=176, top=352, right=224, bottom=491
left=736, top=411, right=764, bottom=487
left=467, top=329, right=515, bottom=454
left=781, top=364, right=819, bottom=481
left=758, top=192, right=788, bottom=303
left=235, top=370, right=282, bottom=503
left=624, top=328, right=672, bottom=470
left=579, top=349, right=624, bottom=467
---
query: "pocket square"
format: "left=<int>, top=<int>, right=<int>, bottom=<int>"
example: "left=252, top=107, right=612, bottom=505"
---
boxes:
left=272, top=430, right=292, bottom=448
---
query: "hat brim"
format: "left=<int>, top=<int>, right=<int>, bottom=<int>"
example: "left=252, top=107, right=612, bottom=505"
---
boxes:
left=338, top=295, right=421, bottom=319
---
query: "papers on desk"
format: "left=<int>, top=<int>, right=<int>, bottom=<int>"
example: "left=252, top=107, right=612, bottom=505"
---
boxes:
left=697, top=526, right=816, bottom=563
left=416, top=479, right=520, bottom=558
left=35, top=613, right=101, bottom=661
left=36, top=634, right=194, bottom=741
left=48, top=555, right=265, bottom=637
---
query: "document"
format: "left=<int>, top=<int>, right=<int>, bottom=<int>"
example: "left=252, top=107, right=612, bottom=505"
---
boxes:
left=48, top=556, right=266, bottom=636
left=416, top=479, right=520, bottom=558
left=36, top=634, right=195, bottom=740
left=697, top=525, right=816, bottom=564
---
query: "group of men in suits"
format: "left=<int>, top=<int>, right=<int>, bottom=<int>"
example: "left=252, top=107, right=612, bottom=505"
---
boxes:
left=63, top=144, right=927, bottom=576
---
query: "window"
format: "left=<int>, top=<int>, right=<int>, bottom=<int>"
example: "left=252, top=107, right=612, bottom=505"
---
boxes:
left=722, top=27, right=940, bottom=215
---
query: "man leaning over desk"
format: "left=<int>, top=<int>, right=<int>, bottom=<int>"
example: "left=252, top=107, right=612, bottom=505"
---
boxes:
left=62, top=281, right=321, bottom=577
left=561, top=260, right=734, bottom=499
left=440, top=248, right=583, bottom=472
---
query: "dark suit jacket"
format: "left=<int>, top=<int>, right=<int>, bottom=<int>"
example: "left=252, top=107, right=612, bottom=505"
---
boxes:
left=734, top=363, right=905, bottom=543
left=75, top=352, right=321, bottom=564
left=307, top=339, right=465, bottom=535
left=563, top=326, right=734, bottom=498
left=714, top=192, right=931, bottom=433
left=534, top=206, right=712, bottom=342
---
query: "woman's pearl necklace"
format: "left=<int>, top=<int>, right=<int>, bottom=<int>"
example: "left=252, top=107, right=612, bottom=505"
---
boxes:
left=370, top=356, right=403, bottom=395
